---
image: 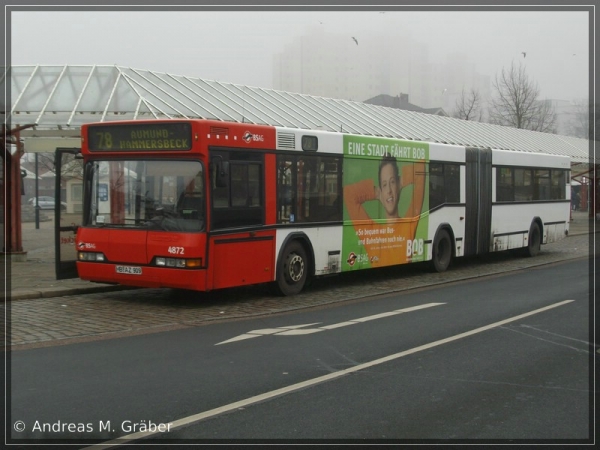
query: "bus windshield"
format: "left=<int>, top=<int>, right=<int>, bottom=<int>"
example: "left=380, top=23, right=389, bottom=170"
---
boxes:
left=86, top=159, right=204, bottom=232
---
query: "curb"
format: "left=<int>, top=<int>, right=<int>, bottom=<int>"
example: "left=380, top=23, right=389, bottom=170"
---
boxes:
left=4, top=284, right=137, bottom=302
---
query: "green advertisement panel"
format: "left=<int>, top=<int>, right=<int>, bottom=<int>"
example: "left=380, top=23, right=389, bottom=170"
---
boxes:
left=342, top=135, right=430, bottom=272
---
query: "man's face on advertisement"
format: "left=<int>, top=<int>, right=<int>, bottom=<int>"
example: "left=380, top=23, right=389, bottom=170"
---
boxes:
left=379, top=162, right=400, bottom=218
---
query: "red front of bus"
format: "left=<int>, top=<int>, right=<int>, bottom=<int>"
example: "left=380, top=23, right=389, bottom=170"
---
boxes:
left=77, top=228, right=209, bottom=290
left=76, top=121, right=210, bottom=290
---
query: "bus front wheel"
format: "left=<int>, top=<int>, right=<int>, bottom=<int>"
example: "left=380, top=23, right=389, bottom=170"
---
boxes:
left=431, top=229, right=452, bottom=273
left=275, top=241, right=309, bottom=296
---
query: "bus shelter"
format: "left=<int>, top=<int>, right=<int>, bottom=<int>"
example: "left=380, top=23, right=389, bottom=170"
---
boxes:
left=2, top=65, right=595, bottom=262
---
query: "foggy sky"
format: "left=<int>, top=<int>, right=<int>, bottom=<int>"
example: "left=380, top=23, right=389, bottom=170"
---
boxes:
left=10, top=9, right=590, bottom=102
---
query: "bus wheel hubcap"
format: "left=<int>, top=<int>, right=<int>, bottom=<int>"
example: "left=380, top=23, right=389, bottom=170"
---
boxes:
left=288, top=255, right=304, bottom=283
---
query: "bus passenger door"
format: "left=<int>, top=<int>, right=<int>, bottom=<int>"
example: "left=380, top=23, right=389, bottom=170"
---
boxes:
left=465, top=148, right=492, bottom=256
left=209, top=151, right=274, bottom=289
left=54, top=147, right=83, bottom=279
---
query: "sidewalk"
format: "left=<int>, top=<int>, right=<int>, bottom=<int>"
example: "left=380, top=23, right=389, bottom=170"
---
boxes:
left=3, top=211, right=596, bottom=302
left=4, top=217, right=133, bottom=301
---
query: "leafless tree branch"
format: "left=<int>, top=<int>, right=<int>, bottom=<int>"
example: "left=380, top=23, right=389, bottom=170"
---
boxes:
left=489, top=61, right=557, bottom=133
left=453, top=87, right=483, bottom=121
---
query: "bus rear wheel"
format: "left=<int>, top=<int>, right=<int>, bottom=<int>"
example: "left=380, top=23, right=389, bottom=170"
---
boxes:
left=275, top=241, right=309, bottom=296
left=431, top=229, right=452, bottom=273
left=524, top=222, right=541, bottom=257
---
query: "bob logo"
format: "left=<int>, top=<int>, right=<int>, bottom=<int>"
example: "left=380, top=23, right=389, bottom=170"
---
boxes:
left=242, top=131, right=264, bottom=143
left=346, top=252, right=357, bottom=266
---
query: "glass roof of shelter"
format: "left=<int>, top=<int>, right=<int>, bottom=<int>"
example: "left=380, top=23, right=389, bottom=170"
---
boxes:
left=3, top=65, right=591, bottom=164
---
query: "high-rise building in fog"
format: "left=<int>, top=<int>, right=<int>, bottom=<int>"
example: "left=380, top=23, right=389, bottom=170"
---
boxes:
left=273, top=26, right=491, bottom=114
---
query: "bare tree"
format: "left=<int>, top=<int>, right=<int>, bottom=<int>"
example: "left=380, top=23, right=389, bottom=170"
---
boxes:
left=31, top=152, right=83, bottom=177
left=488, top=61, right=557, bottom=133
left=453, top=87, right=483, bottom=121
left=36, top=152, right=59, bottom=173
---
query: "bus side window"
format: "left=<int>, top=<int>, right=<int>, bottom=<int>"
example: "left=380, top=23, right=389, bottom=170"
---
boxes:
left=496, top=167, right=514, bottom=202
left=445, top=164, right=460, bottom=203
left=277, top=155, right=341, bottom=224
left=514, top=168, right=533, bottom=201
left=429, top=163, right=459, bottom=209
left=534, top=169, right=551, bottom=200
left=429, top=163, right=444, bottom=209
left=551, top=170, right=566, bottom=200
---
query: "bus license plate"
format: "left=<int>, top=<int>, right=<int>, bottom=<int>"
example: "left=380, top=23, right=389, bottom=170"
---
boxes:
left=116, top=265, right=142, bottom=275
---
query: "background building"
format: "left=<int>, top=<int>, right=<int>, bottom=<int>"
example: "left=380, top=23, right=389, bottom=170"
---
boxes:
left=273, top=27, right=491, bottom=113
left=546, top=99, right=589, bottom=138
left=364, top=93, right=448, bottom=116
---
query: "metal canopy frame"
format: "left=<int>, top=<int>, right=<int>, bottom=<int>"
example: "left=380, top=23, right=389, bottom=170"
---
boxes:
left=3, top=64, right=592, bottom=165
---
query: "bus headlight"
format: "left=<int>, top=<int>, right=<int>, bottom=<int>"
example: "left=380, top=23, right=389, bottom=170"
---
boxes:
left=155, top=257, right=202, bottom=268
left=78, top=252, right=106, bottom=262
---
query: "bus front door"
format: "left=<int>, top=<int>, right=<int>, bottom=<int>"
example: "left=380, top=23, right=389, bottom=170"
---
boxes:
left=55, top=147, right=83, bottom=280
left=208, top=152, right=274, bottom=289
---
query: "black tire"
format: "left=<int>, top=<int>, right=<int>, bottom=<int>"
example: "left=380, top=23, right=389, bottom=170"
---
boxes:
left=431, top=229, right=452, bottom=273
left=275, top=241, right=309, bottom=296
left=524, top=222, right=541, bottom=257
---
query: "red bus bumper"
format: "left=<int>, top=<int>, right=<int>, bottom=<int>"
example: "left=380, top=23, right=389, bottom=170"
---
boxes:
left=77, top=262, right=208, bottom=291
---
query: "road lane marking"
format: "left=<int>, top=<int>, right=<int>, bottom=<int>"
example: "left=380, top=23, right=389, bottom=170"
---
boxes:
left=215, top=302, right=445, bottom=345
left=86, top=299, right=574, bottom=449
left=518, top=324, right=600, bottom=348
left=216, top=323, right=322, bottom=344
left=277, top=328, right=325, bottom=336
left=320, top=321, right=356, bottom=330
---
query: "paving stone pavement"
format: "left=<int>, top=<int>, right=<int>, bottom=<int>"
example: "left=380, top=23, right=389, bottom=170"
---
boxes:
left=3, top=212, right=596, bottom=348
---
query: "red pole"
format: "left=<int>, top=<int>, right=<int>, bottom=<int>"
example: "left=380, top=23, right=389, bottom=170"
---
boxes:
left=6, top=131, right=24, bottom=255
left=10, top=145, right=23, bottom=253
left=2, top=124, right=35, bottom=259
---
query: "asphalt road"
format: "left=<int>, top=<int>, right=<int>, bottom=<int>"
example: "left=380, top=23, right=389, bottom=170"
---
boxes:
left=8, top=257, right=594, bottom=445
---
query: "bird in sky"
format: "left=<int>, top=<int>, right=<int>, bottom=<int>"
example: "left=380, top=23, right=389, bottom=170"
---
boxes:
left=521, top=51, right=527, bottom=58
left=352, top=37, right=358, bottom=45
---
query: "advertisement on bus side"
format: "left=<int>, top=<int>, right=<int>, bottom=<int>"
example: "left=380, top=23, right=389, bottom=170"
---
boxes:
left=342, top=135, right=430, bottom=271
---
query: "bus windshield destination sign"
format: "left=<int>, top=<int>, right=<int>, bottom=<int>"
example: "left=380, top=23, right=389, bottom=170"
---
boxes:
left=88, top=123, right=192, bottom=151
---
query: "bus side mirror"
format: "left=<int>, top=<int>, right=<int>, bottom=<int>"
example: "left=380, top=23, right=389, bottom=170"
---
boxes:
left=213, top=159, right=229, bottom=188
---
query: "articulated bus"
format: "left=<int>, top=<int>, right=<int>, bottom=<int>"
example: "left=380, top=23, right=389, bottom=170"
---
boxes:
left=56, top=119, right=571, bottom=295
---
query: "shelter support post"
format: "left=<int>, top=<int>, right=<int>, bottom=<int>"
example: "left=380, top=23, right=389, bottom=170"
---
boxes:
left=2, top=124, right=35, bottom=262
